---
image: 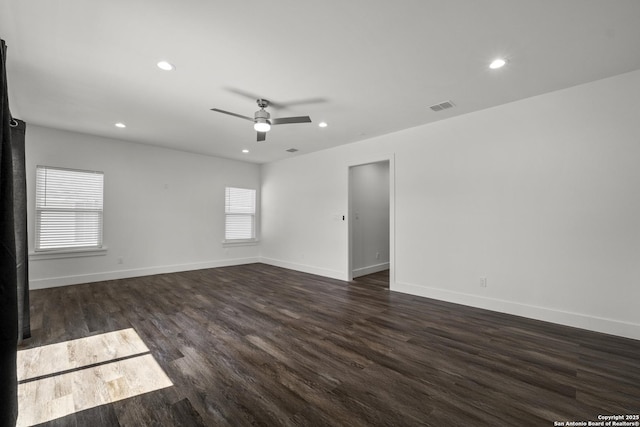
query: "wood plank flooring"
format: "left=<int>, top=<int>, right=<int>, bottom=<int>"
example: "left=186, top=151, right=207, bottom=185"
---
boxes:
left=353, top=270, right=389, bottom=289
left=19, top=263, right=640, bottom=426
left=17, top=328, right=174, bottom=426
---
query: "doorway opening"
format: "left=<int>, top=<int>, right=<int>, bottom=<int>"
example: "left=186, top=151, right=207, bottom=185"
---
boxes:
left=348, top=159, right=393, bottom=289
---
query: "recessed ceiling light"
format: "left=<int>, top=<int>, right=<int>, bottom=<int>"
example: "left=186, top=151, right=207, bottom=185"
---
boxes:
left=242, top=149, right=249, bottom=153
left=489, top=58, right=507, bottom=69
left=318, top=122, right=328, bottom=128
left=157, top=61, right=175, bottom=71
left=115, top=122, right=126, bottom=128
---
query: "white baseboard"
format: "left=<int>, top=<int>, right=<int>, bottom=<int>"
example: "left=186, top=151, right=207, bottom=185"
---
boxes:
left=393, top=281, right=640, bottom=341
left=29, top=257, right=260, bottom=289
left=352, top=262, right=390, bottom=278
left=259, top=257, right=346, bottom=281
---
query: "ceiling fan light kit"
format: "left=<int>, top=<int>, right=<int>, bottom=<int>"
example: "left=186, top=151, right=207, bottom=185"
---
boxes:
left=253, top=107, right=271, bottom=132
left=211, top=98, right=312, bottom=142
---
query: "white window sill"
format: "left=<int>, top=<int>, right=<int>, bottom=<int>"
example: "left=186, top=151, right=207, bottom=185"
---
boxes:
left=29, top=247, right=108, bottom=260
left=222, top=239, right=259, bottom=247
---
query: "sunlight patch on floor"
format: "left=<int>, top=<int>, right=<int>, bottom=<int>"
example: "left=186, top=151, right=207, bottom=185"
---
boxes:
left=16, top=328, right=173, bottom=427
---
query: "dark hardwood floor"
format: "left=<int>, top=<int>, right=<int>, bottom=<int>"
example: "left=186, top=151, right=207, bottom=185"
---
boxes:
left=353, top=269, right=389, bottom=289
left=21, top=263, right=640, bottom=426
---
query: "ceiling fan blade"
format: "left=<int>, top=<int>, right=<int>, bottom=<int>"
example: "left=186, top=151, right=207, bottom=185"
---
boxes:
left=210, top=108, right=253, bottom=122
left=224, top=88, right=326, bottom=110
left=257, top=131, right=266, bottom=142
left=278, top=97, right=327, bottom=108
left=225, top=88, right=286, bottom=109
left=271, top=116, right=312, bottom=125
left=225, top=87, right=261, bottom=100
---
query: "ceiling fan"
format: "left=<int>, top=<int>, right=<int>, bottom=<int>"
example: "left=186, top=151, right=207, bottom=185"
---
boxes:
left=211, top=99, right=312, bottom=142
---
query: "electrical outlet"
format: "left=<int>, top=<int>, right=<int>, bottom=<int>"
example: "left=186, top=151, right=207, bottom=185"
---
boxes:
left=376, top=252, right=380, bottom=260
left=480, top=277, right=487, bottom=288
left=117, top=257, right=123, bottom=265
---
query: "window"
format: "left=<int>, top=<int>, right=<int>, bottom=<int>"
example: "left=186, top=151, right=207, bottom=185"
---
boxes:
left=225, top=187, right=256, bottom=241
left=35, top=166, right=104, bottom=251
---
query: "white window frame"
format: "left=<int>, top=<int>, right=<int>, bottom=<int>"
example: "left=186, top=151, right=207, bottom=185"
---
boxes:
left=224, top=187, right=257, bottom=244
left=34, top=165, right=105, bottom=255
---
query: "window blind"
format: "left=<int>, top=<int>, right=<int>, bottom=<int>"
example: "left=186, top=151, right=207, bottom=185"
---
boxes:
left=35, top=166, right=104, bottom=250
left=225, top=187, right=256, bottom=240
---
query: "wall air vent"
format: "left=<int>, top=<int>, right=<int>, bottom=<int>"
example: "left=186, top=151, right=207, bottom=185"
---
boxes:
left=429, top=100, right=455, bottom=112
left=286, top=148, right=299, bottom=153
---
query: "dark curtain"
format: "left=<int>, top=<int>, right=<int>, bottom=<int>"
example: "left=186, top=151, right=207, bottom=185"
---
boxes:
left=0, top=38, right=21, bottom=427
left=12, top=119, right=29, bottom=344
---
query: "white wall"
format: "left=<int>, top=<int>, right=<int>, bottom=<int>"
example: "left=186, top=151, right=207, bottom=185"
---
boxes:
left=26, top=125, right=261, bottom=288
left=260, top=152, right=352, bottom=279
left=350, top=161, right=390, bottom=277
left=261, top=69, right=640, bottom=340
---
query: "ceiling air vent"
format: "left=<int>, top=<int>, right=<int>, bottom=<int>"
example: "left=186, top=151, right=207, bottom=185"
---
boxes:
left=286, top=148, right=299, bottom=153
left=429, top=100, right=455, bottom=112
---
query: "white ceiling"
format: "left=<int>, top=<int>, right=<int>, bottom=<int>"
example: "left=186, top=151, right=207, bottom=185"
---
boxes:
left=2, top=1, right=640, bottom=164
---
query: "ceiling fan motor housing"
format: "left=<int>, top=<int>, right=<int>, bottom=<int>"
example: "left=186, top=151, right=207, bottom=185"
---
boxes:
left=254, top=108, right=271, bottom=123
